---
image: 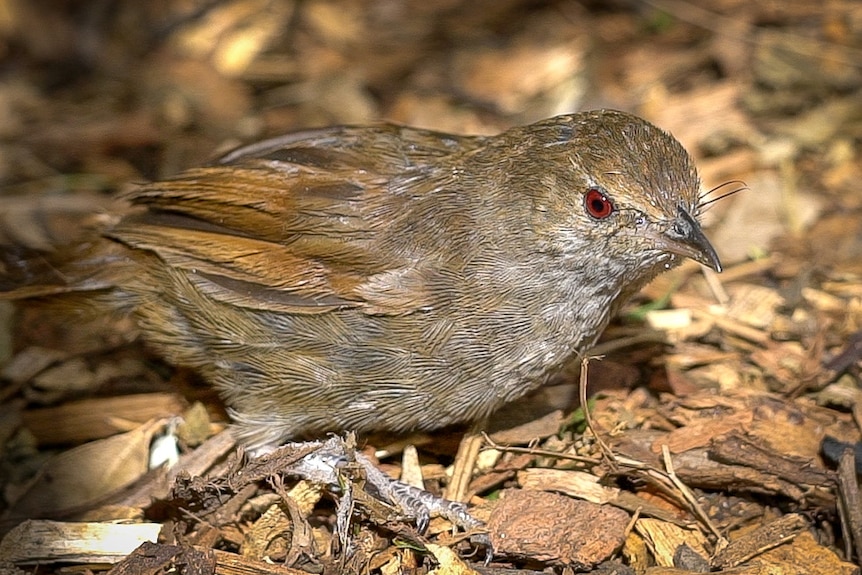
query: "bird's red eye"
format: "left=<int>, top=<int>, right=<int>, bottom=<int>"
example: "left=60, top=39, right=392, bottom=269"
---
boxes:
left=584, top=187, right=614, bottom=219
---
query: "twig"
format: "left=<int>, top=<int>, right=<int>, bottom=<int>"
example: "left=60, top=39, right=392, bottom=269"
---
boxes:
left=660, top=444, right=725, bottom=545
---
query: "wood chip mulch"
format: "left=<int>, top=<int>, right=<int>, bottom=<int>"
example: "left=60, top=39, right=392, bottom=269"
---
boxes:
left=1, top=1, right=862, bottom=574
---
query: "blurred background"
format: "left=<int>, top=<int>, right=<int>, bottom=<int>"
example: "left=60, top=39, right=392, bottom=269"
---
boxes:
left=0, top=1, right=858, bottom=229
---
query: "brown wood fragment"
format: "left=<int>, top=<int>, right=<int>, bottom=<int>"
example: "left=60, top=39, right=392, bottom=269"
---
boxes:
left=269, top=476, right=317, bottom=567
left=242, top=503, right=291, bottom=562
left=742, top=531, right=857, bottom=575
left=709, top=431, right=835, bottom=489
left=466, top=452, right=533, bottom=497
left=711, top=513, right=807, bottom=569
left=4, top=420, right=165, bottom=522
left=672, top=447, right=818, bottom=505
left=212, top=547, right=311, bottom=575
left=657, top=411, right=753, bottom=454
left=836, top=448, right=862, bottom=566
left=486, top=489, right=629, bottom=568
left=22, top=392, right=188, bottom=445
left=107, top=542, right=215, bottom=575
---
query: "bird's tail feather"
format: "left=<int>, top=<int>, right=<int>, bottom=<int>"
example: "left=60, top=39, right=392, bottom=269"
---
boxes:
left=0, top=191, right=132, bottom=300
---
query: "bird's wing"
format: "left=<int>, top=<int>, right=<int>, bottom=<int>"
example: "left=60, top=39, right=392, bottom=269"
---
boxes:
left=110, top=125, right=484, bottom=315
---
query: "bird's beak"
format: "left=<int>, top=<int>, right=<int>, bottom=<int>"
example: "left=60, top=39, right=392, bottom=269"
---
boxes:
left=656, top=207, right=722, bottom=272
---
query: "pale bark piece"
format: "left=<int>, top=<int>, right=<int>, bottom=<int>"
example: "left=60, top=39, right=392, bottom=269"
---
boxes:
left=0, top=520, right=161, bottom=564
left=635, top=518, right=709, bottom=568
left=517, top=468, right=619, bottom=504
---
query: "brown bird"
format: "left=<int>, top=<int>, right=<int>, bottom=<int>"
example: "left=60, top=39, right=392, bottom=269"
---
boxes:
left=1, top=110, right=720, bottom=453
